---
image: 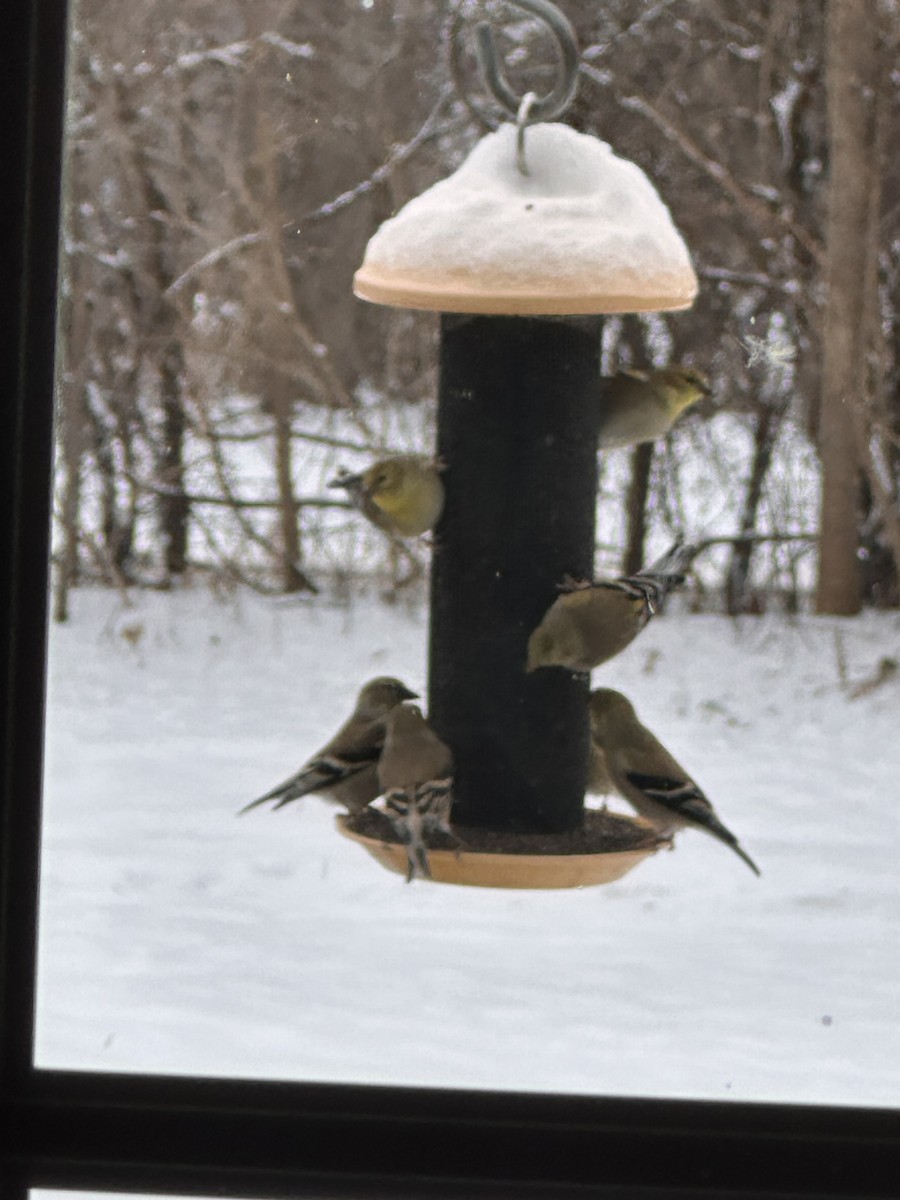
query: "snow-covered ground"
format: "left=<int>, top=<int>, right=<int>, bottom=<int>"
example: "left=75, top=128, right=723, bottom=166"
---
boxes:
left=35, top=587, right=900, bottom=1109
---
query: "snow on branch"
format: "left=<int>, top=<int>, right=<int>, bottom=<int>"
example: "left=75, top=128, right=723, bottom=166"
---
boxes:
left=166, top=41, right=253, bottom=74
left=259, top=32, right=314, bottom=59
left=165, top=232, right=267, bottom=298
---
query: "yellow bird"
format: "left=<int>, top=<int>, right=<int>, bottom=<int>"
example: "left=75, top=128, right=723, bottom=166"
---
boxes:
left=589, top=688, right=760, bottom=876
left=598, top=366, right=710, bottom=449
left=527, top=540, right=697, bottom=674
left=329, top=455, right=445, bottom=538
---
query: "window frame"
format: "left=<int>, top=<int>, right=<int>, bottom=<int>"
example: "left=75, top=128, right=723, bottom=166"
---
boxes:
left=2, top=1, right=898, bottom=1195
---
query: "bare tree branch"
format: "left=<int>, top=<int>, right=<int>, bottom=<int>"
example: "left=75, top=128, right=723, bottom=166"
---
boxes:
left=580, top=62, right=825, bottom=267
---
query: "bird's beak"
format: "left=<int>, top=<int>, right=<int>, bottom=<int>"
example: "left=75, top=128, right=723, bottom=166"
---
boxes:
left=401, top=686, right=419, bottom=701
left=327, top=471, right=362, bottom=490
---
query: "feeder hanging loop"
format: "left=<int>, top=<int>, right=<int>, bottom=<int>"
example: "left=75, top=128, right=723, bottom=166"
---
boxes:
left=516, top=91, right=537, bottom=175
left=474, top=0, right=580, bottom=125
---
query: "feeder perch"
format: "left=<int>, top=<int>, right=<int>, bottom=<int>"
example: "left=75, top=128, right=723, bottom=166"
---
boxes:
left=347, top=2, right=697, bottom=889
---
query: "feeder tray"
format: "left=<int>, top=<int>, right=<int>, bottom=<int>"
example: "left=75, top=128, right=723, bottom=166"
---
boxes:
left=337, top=809, right=665, bottom=890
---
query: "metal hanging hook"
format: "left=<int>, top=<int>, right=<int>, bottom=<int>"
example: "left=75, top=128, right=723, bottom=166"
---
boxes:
left=474, top=0, right=580, bottom=126
left=515, top=91, right=538, bottom=175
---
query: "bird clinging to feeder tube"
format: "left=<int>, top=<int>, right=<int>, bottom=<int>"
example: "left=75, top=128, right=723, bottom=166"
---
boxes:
left=341, top=0, right=700, bottom=888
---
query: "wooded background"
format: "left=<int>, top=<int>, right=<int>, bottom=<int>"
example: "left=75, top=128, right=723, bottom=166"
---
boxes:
left=53, top=0, right=900, bottom=618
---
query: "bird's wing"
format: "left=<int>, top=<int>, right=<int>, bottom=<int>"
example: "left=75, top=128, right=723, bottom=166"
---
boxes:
left=238, top=737, right=381, bottom=815
left=625, top=771, right=714, bottom=822
left=626, top=770, right=761, bottom=875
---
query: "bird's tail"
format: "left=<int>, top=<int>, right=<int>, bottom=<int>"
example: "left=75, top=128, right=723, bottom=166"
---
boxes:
left=701, top=811, right=761, bottom=877
left=237, top=792, right=278, bottom=816
left=384, top=789, right=433, bottom=883
left=730, top=840, right=762, bottom=877
left=236, top=778, right=302, bottom=816
left=634, top=771, right=760, bottom=877
left=237, top=757, right=351, bottom=816
left=622, top=538, right=700, bottom=613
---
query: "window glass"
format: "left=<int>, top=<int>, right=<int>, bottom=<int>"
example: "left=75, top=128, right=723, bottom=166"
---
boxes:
left=36, top=0, right=900, bottom=1108
left=33, top=1193, right=254, bottom=1200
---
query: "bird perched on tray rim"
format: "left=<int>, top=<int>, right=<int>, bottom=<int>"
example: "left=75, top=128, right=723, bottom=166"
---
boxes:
left=376, top=702, right=456, bottom=883
left=238, top=676, right=418, bottom=817
left=589, top=688, right=760, bottom=876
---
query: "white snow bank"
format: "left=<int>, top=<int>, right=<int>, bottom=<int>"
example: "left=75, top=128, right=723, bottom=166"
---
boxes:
left=34, top=589, right=900, bottom=1109
left=355, top=123, right=698, bottom=314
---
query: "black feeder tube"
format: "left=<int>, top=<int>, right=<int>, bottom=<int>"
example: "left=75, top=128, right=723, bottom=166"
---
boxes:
left=428, top=314, right=603, bottom=835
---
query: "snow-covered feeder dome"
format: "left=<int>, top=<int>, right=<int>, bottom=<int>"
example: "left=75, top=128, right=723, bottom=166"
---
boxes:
left=353, top=123, right=698, bottom=315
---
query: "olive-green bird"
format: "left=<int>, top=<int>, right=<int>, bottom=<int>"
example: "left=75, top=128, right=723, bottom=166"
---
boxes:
left=589, top=688, right=760, bottom=876
left=377, top=703, right=455, bottom=883
left=238, top=676, right=418, bottom=817
left=598, top=366, right=711, bottom=449
left=527, top=539, right=697, bottom=674
left=329, top=455, right=445, bottom=538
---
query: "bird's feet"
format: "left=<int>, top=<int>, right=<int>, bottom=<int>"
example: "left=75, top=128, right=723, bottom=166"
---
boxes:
left=557, top=574, right=593, bottom=593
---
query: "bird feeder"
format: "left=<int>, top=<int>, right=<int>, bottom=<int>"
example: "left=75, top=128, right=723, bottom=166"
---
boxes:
left=340, top=0, right=698, bottom=888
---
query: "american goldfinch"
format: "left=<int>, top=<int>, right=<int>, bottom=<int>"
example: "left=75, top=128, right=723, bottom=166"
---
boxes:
left=328, top=455, right=445, bottom=538
left=598, top=366, right=711, bottom=449
left=238, top=676, right=418, bottom=817
left=377, top=703, right=455, bottom=882
left=526, top=539, right=697, bottom=674
left=589, top=689, right=760, bottom=876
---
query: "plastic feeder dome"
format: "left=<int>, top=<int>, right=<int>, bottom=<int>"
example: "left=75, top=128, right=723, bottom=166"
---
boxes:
left=353, top=123, right=698, bottom=316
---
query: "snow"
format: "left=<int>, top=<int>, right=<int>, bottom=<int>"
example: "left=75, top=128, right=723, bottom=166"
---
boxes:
left=34, top=587, right=900, bottom=1109
left=355, top=123, right=698, bottom=311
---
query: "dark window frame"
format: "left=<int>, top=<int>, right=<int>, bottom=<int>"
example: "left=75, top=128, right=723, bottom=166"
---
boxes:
left=2, top=0, right=898, bottom=1195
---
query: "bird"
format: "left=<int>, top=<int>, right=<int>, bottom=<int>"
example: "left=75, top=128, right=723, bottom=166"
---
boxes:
left=589, top=688, right=760, bottom=876
left=587, top=739, right=615, bottom=799
left=238, top=677, right=418, bottom=817
left=526, top=539, right=697, bottom=674
left=598, top=366, right=711, bottom=449
left=376, top=703, right=455, bottom=882
left=328, top=455, right=445, bottom=538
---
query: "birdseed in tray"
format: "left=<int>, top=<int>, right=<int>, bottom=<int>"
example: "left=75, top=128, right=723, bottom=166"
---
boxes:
left=346, top=806, right=663, bottom=856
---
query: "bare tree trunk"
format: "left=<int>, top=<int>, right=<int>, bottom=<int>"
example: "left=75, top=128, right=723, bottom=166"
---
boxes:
left=853, top=41, right=900, bottom=606
left=815, top=0, right=878, bottom=614
left=53, top=280, right=91, bottom=622
left=85, top=396, right=133, bottom=582
left=726, top=405, right=784, bottom=615
left=54, top=430, right=82, bottom=623
left=623, top=442, right=653, bottom=577
left=158, top=341, right=189, bottom=580
left=272, top=380, right=306, bottom=594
